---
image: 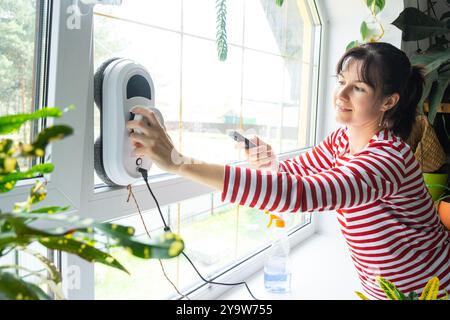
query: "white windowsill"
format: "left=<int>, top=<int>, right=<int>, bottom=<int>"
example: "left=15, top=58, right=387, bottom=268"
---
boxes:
left=217, top=232, right=363, bottom=300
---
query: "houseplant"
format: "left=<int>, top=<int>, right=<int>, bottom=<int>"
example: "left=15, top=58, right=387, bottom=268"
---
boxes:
left=346, top=0, right=386, bottom=50
left=0, top=107, right=184, bottom=299
left=356, top=276, right=448, bottom=300
left=391, top=2, right=450, bottom=201
left=392, top=3, right=450, bottom=123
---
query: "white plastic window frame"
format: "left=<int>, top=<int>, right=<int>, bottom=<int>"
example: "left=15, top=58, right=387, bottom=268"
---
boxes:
left=0, top=0, right=324, bottom=300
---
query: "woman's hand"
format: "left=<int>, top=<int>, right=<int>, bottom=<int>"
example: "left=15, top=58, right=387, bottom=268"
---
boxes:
left=126, top=107, right=183, bottom=174
left=235, top=136, right=279, bottom=171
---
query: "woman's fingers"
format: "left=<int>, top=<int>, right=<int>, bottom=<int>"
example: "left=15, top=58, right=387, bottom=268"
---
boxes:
left=130, top=106, right=163, bottom=129
left=132, top=146, right=146, bottom=157
left=129, top=131, right=158, bottom=147
left=126, top=120, right=152, bottom=136
left=248, top=146, right=273, bottom=158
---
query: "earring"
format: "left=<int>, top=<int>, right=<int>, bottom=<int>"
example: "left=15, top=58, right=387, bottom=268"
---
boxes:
left=378, top=113, right=384, bottom=127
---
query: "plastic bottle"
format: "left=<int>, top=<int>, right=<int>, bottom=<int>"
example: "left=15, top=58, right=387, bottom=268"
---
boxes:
left=264, top=212, right=291, bottom=293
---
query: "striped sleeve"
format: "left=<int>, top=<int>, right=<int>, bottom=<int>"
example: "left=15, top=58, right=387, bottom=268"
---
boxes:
left=221, top=146, right=405, bottom=212
left=278, top=128, right=337, bottom=176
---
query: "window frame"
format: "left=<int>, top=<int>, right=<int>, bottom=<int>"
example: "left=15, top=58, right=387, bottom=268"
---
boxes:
left=0, top=0, right=323, bottom=299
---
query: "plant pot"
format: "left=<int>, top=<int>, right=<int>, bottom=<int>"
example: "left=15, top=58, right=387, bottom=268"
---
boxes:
left=423, top=172, right=448, bottom=201
left=438, top=200, right=450, bottom=231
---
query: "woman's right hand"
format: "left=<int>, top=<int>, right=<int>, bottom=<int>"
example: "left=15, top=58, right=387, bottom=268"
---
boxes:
left=235, top=136, right=279, bottom=171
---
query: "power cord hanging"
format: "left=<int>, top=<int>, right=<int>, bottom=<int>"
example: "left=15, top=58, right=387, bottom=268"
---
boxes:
left=137, top=168, right=258, bottom=300
left=126, top=184, right=189, bottom=300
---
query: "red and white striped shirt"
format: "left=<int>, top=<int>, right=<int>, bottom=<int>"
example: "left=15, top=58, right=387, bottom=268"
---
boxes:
left=221, top=126, right=450, bottom=299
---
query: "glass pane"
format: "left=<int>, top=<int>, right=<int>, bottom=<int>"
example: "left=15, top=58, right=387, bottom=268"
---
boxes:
left=17, top=242, right=48, bottom=277
left=0, top=0, right=38, bottom=173
left=95, top=191, right=310, bottom=299
left=284, top=0, right=304, bottom=59
left=180, top=36, right=242, bottom=164
left=93, top=0, right=317, bottom=299
left=93, top=0, right=313, bottom=185
left=244, top=0, right=285, bottom=54
left=93, top=9, right=181, bottom=184
left=94, top=0, right=181, bottom=32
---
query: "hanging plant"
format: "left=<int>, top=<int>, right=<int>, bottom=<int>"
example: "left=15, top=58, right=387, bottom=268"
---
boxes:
left=216, top=0, right=228, bottom=61
left=216, top=0, right=285, bottom=61
left=346, top=0, right=386, bottom=50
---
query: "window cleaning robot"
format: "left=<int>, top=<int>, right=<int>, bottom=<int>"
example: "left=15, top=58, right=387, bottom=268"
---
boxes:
left=93, top=57, right=165, bottom=187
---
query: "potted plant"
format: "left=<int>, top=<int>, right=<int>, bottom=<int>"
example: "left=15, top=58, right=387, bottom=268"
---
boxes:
left=0, top=107, right=184, bottom=299
left=391, top=2, right=450, bottom=201
left=436, top=184, right=450, bottom=230
left=356, top=276, right=448, bottom=300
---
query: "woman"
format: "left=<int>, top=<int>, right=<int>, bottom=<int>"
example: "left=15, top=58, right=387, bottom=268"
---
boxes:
left=126, top=42, right=450, bottom=299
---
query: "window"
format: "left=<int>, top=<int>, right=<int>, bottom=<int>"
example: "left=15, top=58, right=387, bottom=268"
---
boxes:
left=0, top=0, right=51, bottom=173
left=95, top=191, right=311, bottom=299
left=93, top=0, right=319, bottom=184
left=92, top=0, right=321, bottom=299
left=0, top=0, right=53, bottom=293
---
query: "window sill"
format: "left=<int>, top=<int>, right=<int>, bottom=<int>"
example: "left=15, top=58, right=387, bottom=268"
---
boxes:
left=217, top=231, right=362, bottom=300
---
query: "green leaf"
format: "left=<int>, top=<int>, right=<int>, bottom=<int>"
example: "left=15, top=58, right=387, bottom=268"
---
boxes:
left=0, top=179, right=16, bottom=193
left=6, top=217, right=82, bottom=238
left=355, top=291, right=371, bottom=300
left=0, top=163, right=54, bottom=183
left=0, top=108, right=62, bottom=135
left=408, top=291, right=419, bottom=300
left=367, top=0, right=384, bottom=15
left=419, top=276, right=440, bottom=300
left=0, top=157, right=17, bottom=174
left=275, top=0, right=284, bottom=6
left=410, top=48, right=450, bottom=76
left=30, top=205, right=70, bottom=214
left=29, top=180, right=47, bottom=205
left=0, top=139, right=15, bottom=155
left=0, top=271, right=50, bottom=300
left=39, top=237, right=129, bottom=274
left=30, top=125, right=73, bottom=156
left=5, top=216, right=55, bottom=237
left=115, top=232, right=184, bottom=260
left=392, top=7, right=449, bottom=41
left=0, top=232, right=30, bottom=250
left=1, top=213, right=117, bottom=238
left=0, top=212, right=184, bottom=260
left=418, top=70, right=438, bottom=114
left=360, top=21, right=369, bottom=41
left=373, top=0, right=385, bottom=15
left=377, top=276, right=404, bottom=300
left=23, top=282, right=52, bottom=300
left=0, top=163, right=54, bottom=194
left=428, top=69, right=450, bottom=125
left=346, top=40, right=360, bottom=51
left=94, top=222, right=135, bottom=238
left=440, top=11, right=450, bottom=21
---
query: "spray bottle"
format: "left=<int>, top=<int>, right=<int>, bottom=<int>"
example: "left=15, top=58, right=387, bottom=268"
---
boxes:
left=263, top=211, right=292, bottom=293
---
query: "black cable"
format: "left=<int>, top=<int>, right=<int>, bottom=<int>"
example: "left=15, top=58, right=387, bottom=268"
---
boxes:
left=137, top=168, right=258, bottom=300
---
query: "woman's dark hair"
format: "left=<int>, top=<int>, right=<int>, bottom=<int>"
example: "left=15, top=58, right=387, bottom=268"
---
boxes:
left=336, top=42, right=425, bottom=140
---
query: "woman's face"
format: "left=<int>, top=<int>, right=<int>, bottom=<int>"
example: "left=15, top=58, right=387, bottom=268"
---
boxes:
left=333, top=59, right=381, bottom=129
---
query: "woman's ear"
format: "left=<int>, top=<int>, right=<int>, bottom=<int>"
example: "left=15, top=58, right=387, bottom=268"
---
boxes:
left=381, top=93, right=400, bottom=112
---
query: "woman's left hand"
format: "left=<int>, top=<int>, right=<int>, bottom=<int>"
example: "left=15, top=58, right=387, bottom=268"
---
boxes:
left=126, top=106, right=183, bottom=174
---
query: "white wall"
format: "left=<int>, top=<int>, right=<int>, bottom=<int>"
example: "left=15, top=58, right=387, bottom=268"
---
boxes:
left=314, top=0, right=404, bottom=235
